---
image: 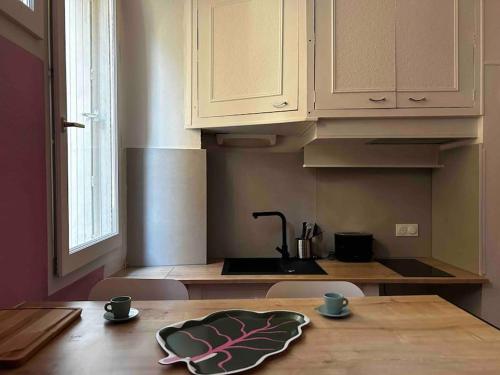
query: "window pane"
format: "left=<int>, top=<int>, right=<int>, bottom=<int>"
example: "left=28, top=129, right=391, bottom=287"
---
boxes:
left=18, top=0, right=34, bottom=10
left=65, top=0, right=117, bottom=252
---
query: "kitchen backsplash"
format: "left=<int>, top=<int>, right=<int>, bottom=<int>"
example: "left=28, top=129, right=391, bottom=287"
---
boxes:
left=207, top=150, right=431, bottom=259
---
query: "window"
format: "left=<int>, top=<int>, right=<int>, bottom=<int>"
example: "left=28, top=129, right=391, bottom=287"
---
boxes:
left=65, top=0, right=118, bottom=252
left=53, top=0, right=119, bottom=276
left=0, top=0, right=43, bottom=38
left=18, top=0, right=34, bottom=11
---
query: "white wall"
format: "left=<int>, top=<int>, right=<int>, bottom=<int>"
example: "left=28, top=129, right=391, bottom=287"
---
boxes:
left=118, top=0, right=201, bottom=149
left=118, top=0, right=206, bottom=266
left=127, top=149, right=207, bottom=266
left=208, top=150, right=432, bottom=259
left=480, top=0, right=500, bottom=328
left=431, top=145, right=481, bottom=274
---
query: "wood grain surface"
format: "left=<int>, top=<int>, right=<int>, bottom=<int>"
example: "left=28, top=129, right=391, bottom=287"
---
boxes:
left=5, top=296, right=500, bottom=374
left=0, top=308, right=81, bottom=368
left=115, top=258, right=488, bottom=285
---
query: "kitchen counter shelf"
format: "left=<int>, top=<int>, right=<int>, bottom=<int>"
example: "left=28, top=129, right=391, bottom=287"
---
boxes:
left=115, top=258, right=487, bottom=285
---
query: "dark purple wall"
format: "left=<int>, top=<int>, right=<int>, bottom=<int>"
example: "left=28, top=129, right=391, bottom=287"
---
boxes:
left=0, top=36, right=104, bottom=307
left=48, top=267, right=104, bottom=301
left=0, top=36, right=48, bottom=307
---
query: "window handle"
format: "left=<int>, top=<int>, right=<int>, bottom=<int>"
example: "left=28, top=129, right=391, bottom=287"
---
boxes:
left=273, top=101, right=288, bottom=108
left=62, top=118, right=85, bottom=129
left=369, top=97, right=386, bottom=102
left=409, top=96, right=427, bottom=102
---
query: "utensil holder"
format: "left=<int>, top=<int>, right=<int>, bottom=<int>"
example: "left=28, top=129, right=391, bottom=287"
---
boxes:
left=297, top=239, right=312, bottom=259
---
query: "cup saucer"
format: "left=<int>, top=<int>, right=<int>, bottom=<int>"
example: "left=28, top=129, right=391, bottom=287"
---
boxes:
left=104, top=307, right=139, bottom=323
left=315, top=304, right=351, bottom=318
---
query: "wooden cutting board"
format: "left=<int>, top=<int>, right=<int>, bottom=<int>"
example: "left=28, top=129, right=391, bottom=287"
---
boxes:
left=0, top=307, right=82, bottom=368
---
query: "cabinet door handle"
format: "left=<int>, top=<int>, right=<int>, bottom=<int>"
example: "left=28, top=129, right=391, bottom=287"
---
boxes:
left=369, top=97, right=386, bottom=102
left=273, top=101, right=288, bottom=108
left=409, top=96, right=427, bottom=102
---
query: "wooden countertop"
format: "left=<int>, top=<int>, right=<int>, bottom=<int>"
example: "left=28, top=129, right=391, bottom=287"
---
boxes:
left=9, top=296, right=500, bottom=374
left=115, top=258, right=487, bottom=285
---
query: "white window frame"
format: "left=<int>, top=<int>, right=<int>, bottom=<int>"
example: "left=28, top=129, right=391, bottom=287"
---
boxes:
left=51, top=0, right=121, bottom=276
left=0, top=0, right=44, bottom=39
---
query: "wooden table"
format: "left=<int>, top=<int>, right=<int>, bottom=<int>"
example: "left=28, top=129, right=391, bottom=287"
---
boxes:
left=4, top=296, right=500, bottom=374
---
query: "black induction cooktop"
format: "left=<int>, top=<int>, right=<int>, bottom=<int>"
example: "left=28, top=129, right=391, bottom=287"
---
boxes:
left=377, top=258, right=454, bottom=277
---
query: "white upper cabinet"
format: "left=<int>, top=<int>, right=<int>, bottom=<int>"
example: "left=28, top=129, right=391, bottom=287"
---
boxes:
left=314, top=0, right=480, bottom=114
left=197, top=0, right=299, bottom=118
left=315, top=0, right=396, bottom=109
left=396, top=0, right=477, bottom=108
left=187, top=0, right=482, bottom=130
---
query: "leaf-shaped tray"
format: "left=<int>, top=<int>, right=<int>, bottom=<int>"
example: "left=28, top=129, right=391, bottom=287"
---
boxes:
left=156, top=309, right=310, bottom=375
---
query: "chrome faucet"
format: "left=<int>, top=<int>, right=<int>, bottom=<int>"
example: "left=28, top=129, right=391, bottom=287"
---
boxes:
left=252, top=211, right=289, bottom=259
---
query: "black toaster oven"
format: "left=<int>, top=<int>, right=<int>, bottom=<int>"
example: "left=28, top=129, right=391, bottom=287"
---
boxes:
left=334, top=232, right=373, bottom=262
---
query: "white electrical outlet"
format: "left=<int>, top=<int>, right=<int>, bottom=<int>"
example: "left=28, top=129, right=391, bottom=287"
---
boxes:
left=396, top=224, right=419, bottom=237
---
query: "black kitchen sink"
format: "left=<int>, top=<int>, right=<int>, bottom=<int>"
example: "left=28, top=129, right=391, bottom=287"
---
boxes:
left=222, top=258, right=327, bottom=275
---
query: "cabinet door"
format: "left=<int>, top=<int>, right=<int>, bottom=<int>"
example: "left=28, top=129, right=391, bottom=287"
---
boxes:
left=315, top=0, right=396, bottom=110
left=197, top=0, right=298, bottom=118
left=396, top=0, right=478, bottom=108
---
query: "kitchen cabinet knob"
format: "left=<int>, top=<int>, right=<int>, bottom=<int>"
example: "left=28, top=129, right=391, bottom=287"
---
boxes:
left=368, top=97, right=386, bottom=102
left=409, top=96, right=427, bottom=102
left=273, top=101, right=288, bottom=108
